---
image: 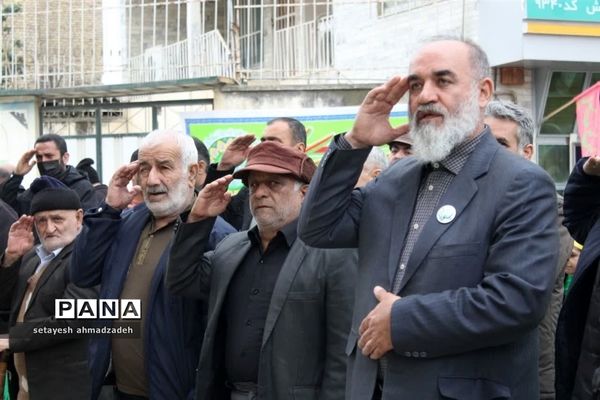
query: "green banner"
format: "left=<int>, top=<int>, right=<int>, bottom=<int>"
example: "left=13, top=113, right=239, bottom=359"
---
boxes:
left=183, top=107, right=407, bottom=191
left=526, top=0, right=600, bottom=23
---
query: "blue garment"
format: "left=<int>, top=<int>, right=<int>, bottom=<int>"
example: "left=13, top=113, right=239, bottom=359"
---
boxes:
left=70, top=203, right=234, bottom=400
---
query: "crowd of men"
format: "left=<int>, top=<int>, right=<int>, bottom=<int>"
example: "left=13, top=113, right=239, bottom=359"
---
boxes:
left=0, top=36, right=599, bottom=400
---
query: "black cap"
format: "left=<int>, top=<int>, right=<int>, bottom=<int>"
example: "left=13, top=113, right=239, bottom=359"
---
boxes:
left=30, top=176, right=82, bottom=215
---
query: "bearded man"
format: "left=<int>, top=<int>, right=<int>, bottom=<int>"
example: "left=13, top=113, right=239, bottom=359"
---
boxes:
left=70, top=129, right=234, bottom=400
left=298, top=37, right=559, bottom=399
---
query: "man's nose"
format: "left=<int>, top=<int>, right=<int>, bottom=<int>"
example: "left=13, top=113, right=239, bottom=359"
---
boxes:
left=417, top=81, right=439, bottom=105
left=147, top=166, right=161, bottom=185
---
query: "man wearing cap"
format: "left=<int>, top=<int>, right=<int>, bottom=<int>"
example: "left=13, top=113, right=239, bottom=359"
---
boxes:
left=205, top=117, right=308, bottom=231
left=0, top=176, right=96, bottom=400
left=387, top=135, right=413, bottom=164
left=167, top=141, right=356, bottom=400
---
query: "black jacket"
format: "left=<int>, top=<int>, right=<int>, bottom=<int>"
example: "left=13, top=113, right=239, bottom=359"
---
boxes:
left=0, top=165, right=102, bottom=215
left=556, top=157, right=600, bottom=400
left=0, top=242, right=98, bottom=400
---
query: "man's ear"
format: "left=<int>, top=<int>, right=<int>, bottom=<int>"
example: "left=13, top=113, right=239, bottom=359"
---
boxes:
left=76, top=209, right=84, bottom=228
left=478, top=77, right=494, bottom=108
left=296, top=143, right=306, bottom=153
left=300, top=184, right=309, bottom=196
left=370, top=168, right=382, bottom=179
left=188, top=163, right=199, bottom=187
left=522, top=144, right=534, bottom=161
left=62, top=152, right=70, bottom=164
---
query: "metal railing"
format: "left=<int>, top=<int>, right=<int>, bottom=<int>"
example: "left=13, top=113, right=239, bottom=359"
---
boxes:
left=128, top=30, right=236, bottom=83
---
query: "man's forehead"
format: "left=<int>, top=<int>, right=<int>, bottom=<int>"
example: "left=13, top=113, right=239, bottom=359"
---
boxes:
left=34, top=209, right=77, bottom=219
left=248, top=171, right=292, bottom=182
left=138, top=142, right=180, bottom=162
left=35, top=141, right=59, bottom=152
left=409, top=40, right=471, bottom=75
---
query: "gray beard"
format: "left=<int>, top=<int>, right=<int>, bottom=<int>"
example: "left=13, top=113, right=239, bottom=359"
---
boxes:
left=410, top=88, right=481, bottom=163
left=145, top=179, right=193, bottom=218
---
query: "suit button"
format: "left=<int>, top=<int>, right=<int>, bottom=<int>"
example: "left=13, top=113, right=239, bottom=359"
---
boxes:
left=412, top=351, right=419, bottom=358
left=246, top=319, right=252, bottom=326
left=252, top=288, right=260, bottom=295
left=419, top=352, right=427, bottom=358
left=404, top=352, right=411, bottom=357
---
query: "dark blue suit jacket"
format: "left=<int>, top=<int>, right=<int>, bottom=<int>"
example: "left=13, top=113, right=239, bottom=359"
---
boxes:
left=299, top=130, right=559, bottom=400
left=70, top=203, right=234, bottom=400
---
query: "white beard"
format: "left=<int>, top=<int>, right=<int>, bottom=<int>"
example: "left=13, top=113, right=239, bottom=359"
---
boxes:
left=410, top=87, right=481, bottom=163
left=144, top=177, right=192, bottom=218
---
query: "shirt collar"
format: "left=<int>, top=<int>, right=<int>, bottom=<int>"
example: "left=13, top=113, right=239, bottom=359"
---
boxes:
left=247, top=218, right=298, bottom=248
left=433, top=127, right=486, bottom=175
left=35, top=244, right=63, bottom=263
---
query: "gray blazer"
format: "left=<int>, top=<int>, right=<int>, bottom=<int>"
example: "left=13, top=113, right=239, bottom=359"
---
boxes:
left=298, top=131, right=559, bottom=400
left=166, top=218, right=356, bottom=400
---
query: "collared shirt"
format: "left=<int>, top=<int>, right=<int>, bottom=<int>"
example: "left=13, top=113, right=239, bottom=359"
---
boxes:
left=224, top=219, right=298, bottom=384
left=34, top=245, right=62, bottom=274
left=391, top=132, right=483, bottom=291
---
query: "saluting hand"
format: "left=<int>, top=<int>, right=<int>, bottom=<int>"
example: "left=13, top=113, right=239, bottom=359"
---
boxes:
left=217, top=135, right=256, bottom=171
left=14, top=149, right=37, bottom=176
left=357, top=286, right=399, bottom=360
left=188, top=175, right=234, bottom=223
left=345, top=76, right=410, bottom=149
left=106, top=162, right=141, bottom=210
left=3, top=215, right=35, bottom=267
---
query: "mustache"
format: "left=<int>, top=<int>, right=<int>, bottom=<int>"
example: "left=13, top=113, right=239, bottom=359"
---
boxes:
left=412, top=103, right=449, bottom=119
left=146, top=185, right=168, bottom=194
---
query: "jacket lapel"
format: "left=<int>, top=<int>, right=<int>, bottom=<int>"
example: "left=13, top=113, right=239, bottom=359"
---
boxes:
left=27, top=243, right=75, bottom=311
left=387, top=162, right=425, bottom=286
left=395, top=131, right=498, bottom=293
left=10, top=253, right=39, bottom=323
left=261, top=240, right=308, bottom=347
left=212, top=239, right=253, bottom=315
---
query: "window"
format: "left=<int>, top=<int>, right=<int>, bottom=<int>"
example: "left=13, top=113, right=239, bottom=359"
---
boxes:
left=537, top=70, right=600, bottom=189
left=377, top=0, right=433, bottom=17
left=540, top=72, right=585, bottom=135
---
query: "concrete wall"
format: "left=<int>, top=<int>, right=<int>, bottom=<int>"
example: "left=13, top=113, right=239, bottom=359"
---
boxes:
left=214, top=85, right=372, bottom=110
left=332, top=0, right=479, bottom=83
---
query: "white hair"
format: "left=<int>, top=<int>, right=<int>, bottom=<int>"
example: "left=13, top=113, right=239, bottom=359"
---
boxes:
left=364, top=147, right=388, bottom=171
left=140, top=129, right=198, bottom=169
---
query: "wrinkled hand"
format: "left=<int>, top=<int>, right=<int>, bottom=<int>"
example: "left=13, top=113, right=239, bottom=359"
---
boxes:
left=14, top=149, right=37, bottom=176
left=357, top=286, right=400, bottom=359
left=583, top=156, right=600, bottom=177
left=106, top=162, right=141, bottom=210
left=345, top=76, right=410, bottom=149
left=3, top=215, right=35, bottom=267
left=188, top=175, right=233, bottom=223
left=0, top=338, right=9, bottom=352
left=217, top=135, right=256, bottom=171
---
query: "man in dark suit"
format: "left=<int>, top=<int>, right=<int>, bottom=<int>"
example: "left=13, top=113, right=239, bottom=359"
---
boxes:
left=167, top=141, right=356, bottom=400
left=556, top=155, right=600, bottom=399
left=0, top=176, right=96, bottom=400
left=298, top=37, right=559, bottom=399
